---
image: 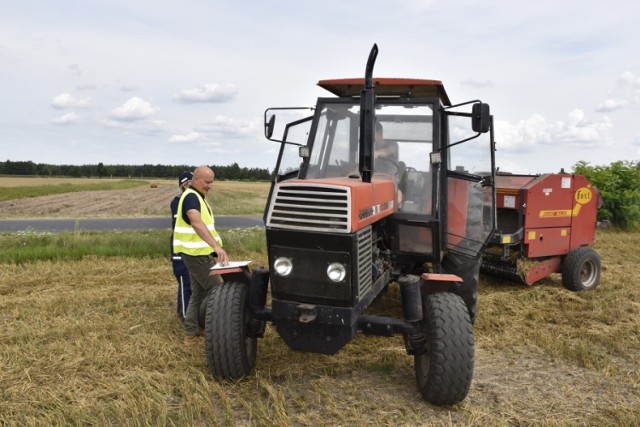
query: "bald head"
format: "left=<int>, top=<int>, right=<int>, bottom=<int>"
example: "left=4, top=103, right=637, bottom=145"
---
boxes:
left=191, top=166, right=215, bottom=194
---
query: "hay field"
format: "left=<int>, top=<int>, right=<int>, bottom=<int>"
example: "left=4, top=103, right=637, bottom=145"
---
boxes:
left=0, top=177, right=269, bottom=218
left=0, top=177, right=157, bottom=187
left=1, top=230, right=639, bottom=426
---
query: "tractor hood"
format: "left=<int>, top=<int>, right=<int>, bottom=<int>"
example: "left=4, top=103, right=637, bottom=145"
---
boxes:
left=265, top=176, right=397, bottom=234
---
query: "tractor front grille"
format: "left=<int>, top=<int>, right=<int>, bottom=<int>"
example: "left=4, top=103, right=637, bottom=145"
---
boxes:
left=266, top=183, right=351, bottom=233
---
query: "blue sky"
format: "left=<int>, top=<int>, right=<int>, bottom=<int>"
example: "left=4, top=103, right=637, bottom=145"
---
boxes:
left=1, top=0, right=639, bottom=174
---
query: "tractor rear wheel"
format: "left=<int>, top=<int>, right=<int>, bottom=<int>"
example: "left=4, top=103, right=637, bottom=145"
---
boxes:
left=414, top=292, right=474, bottom=406
left=561, top=247, right=601, bottom=291
left=205, top=282, right=257, bottom=379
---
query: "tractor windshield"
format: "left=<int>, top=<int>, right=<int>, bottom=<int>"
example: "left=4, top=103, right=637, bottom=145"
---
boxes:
left=304, top=101, right=434, bottom=180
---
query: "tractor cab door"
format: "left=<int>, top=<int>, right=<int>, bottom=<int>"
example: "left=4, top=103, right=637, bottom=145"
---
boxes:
left=442, top=110, right=496, bottom=259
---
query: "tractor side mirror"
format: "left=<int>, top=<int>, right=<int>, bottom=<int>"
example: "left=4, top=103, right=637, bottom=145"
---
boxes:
left=265, top=115, right=276, bottom=139
left=472, top=103, right=490, bottom=133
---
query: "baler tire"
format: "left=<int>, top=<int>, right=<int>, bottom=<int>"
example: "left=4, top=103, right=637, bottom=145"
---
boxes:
left=414, top=292, right=474, bottom=406
left=204, top=282, right=257, bottom=379
left=561, top=247, right=601, bottom=291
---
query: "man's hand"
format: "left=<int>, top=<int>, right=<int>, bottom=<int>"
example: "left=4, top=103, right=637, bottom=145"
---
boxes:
left=214, top=247, right=229, bottom=265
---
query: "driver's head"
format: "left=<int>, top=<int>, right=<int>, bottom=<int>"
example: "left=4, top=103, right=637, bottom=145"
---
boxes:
left=374, top=122, right=396, bottom=158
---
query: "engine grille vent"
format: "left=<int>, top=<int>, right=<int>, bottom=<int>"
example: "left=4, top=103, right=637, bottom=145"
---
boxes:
left=356, top=226, right=373, bottom=300
left=266, top=184, right=351, bottom=233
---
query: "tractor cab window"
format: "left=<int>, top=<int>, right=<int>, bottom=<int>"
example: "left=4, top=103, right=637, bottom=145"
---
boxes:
left=305, top=101, right=435, bottom=190
left=377, top=105, right=434, bottom=214
left=306, top=103, right=359, bottom=179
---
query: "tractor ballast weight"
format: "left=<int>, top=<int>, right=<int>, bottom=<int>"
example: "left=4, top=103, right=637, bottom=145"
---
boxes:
left=481, top=172, right=602, bottom=290
left=204, top=44, right=497, bottom=406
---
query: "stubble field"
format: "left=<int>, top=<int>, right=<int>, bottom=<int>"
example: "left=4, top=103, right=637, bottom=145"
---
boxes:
left=0, top=177, right=639, bottom=426
left=0, top=177, right=269, bottom=218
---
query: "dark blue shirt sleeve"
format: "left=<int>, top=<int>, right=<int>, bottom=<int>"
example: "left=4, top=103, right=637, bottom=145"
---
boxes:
left=181, top=193, right=201, bottom=225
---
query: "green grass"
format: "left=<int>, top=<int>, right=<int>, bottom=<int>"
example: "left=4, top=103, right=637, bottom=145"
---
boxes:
left=0, top=180, right=148, bottom=202
left=0, top=227, right=267, bottom=264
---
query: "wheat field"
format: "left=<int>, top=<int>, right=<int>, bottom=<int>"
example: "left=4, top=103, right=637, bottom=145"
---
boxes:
left=1, top=229, right=639, bottom=426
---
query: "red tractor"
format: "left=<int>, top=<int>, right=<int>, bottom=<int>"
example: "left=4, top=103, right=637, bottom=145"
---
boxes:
left=204, top=44, right=497, bottom=405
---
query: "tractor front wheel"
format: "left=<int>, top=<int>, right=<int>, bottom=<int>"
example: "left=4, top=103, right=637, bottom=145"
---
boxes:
left=414, top=292, right=474, bottom=406
left=205, top=282, right=257, bottom=379
left=561, top=247, right=601, bottom=291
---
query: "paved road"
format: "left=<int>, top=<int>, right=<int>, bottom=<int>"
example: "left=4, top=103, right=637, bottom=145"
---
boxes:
left=0, top=216, right=264, bottom=233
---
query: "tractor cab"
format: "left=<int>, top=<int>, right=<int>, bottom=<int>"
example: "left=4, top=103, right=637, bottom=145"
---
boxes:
left=264, top=77, right=496, bottom=273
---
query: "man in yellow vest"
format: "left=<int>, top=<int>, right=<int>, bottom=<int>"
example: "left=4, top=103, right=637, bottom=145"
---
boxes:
left=173, top=166, right=229, bottom=345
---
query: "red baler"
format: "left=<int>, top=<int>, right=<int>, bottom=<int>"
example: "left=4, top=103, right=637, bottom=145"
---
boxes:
left=481, top=172, right=602, bottom=290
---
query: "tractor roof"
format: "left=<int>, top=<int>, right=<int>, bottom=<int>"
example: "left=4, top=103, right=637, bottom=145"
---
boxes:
left=317, top=78, right=451, bottom=106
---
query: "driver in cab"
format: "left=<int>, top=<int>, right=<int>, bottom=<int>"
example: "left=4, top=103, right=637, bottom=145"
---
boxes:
left=373, top=122, right=404, bottom=205
left=373, top=122, right=398, bottom=175
left=373, top=122, right=399, bottom=175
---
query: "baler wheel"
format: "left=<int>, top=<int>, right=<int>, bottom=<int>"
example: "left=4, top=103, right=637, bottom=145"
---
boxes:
left=414, top=292, right=474, bottom=405
left=205, top=282, right=257, bottom=379
left=561, top=247, right=601, bottom=291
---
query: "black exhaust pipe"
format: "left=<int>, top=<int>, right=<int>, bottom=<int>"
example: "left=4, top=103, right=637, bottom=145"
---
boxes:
left=359, top=43, right=378, bottom=184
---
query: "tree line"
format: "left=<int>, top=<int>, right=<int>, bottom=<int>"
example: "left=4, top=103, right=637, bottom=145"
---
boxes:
left=0, top=160, right=271, bottom=181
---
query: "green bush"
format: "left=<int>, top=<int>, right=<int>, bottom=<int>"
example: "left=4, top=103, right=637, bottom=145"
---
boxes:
left=573, top=160, right=640, bottom=230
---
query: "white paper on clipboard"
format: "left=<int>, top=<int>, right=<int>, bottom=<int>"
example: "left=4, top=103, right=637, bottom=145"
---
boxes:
left=210, top=260, right=252, bottom=270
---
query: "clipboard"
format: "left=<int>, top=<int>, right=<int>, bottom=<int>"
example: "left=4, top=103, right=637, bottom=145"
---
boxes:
left=210, top=260, right=252, bottom=275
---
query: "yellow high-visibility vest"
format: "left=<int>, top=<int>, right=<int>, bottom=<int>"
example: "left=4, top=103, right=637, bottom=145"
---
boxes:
left=173, top=188, right=223, bottom=256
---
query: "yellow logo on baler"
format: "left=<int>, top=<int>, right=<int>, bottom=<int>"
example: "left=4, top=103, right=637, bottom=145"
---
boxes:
left=575, top=187, right=592, bottom=205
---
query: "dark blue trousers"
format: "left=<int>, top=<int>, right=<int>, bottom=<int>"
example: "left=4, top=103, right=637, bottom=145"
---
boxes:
left=173, top=261, right=192, bottom=319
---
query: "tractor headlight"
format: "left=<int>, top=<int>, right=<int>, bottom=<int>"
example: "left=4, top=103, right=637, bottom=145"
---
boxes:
left=273, top=257, right=293, bottom=276
left=326, top=262, right=346, bottom=282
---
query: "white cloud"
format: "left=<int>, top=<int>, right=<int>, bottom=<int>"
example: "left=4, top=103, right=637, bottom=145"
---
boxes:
left=558, top=109, right=613, bottom=143
left=77, top=83, right=98, bottom=91
left=174, top=83, right=237, bottom=104
left=168, top=132, right=202, bottom=143
left=119, top=85, right=138, bottom=92
left=109, top=97, right=159, bottom=122
left=51, top=93, right=90, bottom=109
left=460, top=79, right=494, bottom=89
left=52, top=112, right=80, bottom=125
left=495, top=109, right=612, bottom=152
left=595, top=98, right=627, bottom=112
left=68, top=63, right=82, bottom=76
left=618, top=70, right=640, bottom=87
left=596, top=71, right=640, bottom=113
left=196, top=115, right=260, bottom=138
